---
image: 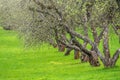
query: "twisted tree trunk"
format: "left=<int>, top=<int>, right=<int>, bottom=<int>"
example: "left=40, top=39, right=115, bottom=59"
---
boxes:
left=103, top=22, right=111, bottom=67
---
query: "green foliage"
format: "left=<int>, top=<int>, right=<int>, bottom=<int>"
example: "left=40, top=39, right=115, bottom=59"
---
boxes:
left=0, top=0, right=119, bottom=46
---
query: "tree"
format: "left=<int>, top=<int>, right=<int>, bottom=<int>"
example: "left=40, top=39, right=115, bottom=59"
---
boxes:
left=0, top=0, right=120, bottom=67
left=23, top=0, right=120, bottom=67
left=0, top=0, right=32, bottom=30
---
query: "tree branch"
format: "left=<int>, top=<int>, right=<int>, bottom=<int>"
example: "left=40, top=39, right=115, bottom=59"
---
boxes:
left=63, top=24, right=105, bottom=63
left=29, top=7, right=55, bottom=18
left=112, top=49, right=120, bottom=65
left=103, top=22, right=110, bottom=60
left=58, top=39, right=80, bottom=51
left=98, top=27, right=106, bottom=43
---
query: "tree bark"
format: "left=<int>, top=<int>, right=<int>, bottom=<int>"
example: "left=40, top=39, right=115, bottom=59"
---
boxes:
left=64, top=48, right=73, bottom=56
left=80, top=15, right=89, bottom=62
left=64, top=24, right=105, bottom=62
left=112, top=49, right=120, bottom=66
left=103, top=23, right=110, bottom=58
left=91, top=22, right=99, bottom=45
left=74, top=50, right=80, bottom=59
left=102, top=22, right=112, bottom=67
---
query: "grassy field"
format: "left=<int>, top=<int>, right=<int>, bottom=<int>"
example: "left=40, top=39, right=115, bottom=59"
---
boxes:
left=0, top=27, right=120, bottom=80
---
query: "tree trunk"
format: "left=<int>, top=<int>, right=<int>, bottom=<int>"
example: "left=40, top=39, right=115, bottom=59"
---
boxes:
left=103, top=49, right=120, bottom=68
left=64, top=48, right=72, bottom=56
left=89, top=51, right=100, bottom=66
left=103, top=22, right=111, bottom=67
left=58, top=44, right=66, bottom=52
left=81, top=15, right=89, bottom=62
left=80, top=53, right=89, bottom=62
left=74, top=50, right=80, bottom=59
left=112, top=49, right=120, bottom=66
left=54, top=27, right=66, bottom=52
left=91, top=22, right=99, bottom=46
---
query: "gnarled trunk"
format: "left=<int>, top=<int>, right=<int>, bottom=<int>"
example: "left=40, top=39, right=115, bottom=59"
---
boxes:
left=80, top=53, right=89, bottom=62
left=64, top=48, right=72, bottom=56
left=74, top=50, right=80, bottom=59
left=89, top=51, right=100, bottom=66
left=59, top=44, right=66, bottom=52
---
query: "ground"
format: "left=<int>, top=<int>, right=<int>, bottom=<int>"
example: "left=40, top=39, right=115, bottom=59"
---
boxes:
left=0, top=27, right=120, bottom=80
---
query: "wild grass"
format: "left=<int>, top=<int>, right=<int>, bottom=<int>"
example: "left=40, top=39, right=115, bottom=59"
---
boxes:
left=0, top=27, right=120, bottom=80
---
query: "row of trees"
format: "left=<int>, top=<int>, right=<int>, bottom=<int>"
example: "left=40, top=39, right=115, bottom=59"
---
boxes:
left=0, top=0, right=120, bottom=68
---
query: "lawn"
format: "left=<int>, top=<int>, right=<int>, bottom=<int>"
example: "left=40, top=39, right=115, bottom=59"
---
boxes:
left=0, top=27, right=120, bottom=80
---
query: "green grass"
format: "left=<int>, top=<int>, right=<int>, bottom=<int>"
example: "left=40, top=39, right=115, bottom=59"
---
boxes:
left=0, top=27, right=120, bottom=80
